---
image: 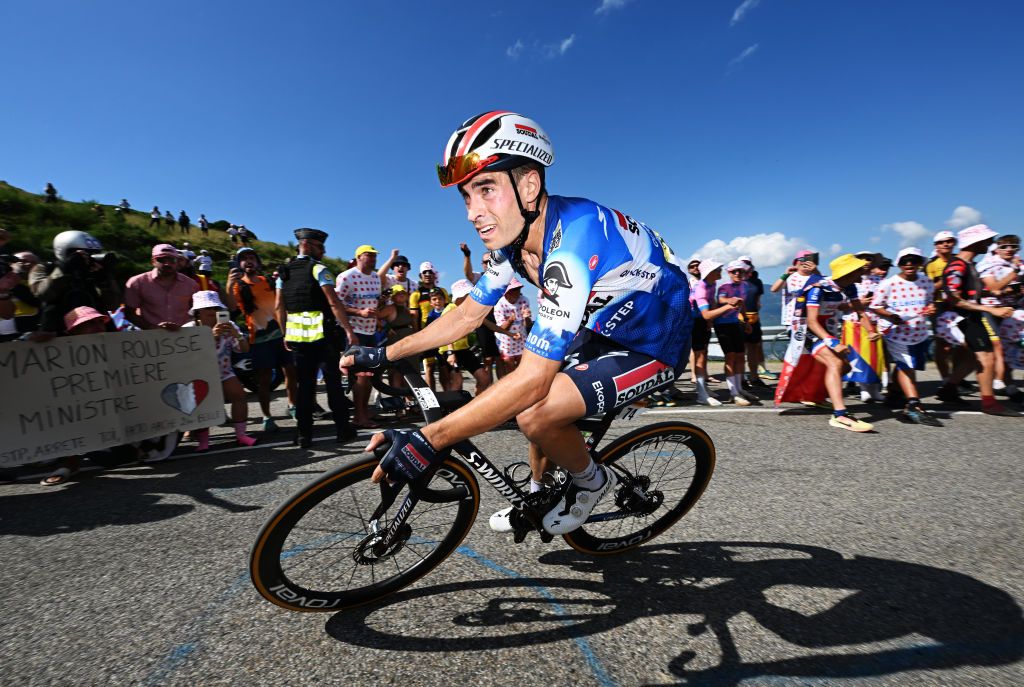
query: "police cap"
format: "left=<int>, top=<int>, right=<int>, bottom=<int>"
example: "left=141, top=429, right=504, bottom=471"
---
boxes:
left=294, top=228, right=328, bottom=242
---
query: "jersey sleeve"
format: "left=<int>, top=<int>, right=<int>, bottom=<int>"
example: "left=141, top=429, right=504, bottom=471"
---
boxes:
left=470, top=251, right=515, bottom=307
left=805, top=285, right=822, bottom=308
left=524, top=215, right=603, bottom=361
left=943, top=261, right=965, bottom=299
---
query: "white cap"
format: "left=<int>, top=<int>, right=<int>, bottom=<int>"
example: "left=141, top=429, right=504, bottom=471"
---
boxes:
left=957, top=224, right=998, bottom=248
left=698, top=259, right=723, bottom=281
left=419, top=261, right=435, bottom=273
left=726, top=260, right=748, bottom=273
left=450, top=279, right=474, bottom=299
left=932, top=230, right=956, bottom=243
left=896, top=247, right=924, bottom=262
left=737, top=255, right=754, bottom=267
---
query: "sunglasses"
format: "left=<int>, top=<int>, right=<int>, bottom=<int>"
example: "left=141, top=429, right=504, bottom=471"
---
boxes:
left=421, top=270, right=435, bottom=275
left=437, top=151, right=499, bottom=188
left=997, top=244, right=1020, bottom=251
left=935, top=239, right=956, bottom=245
left=155, top=257, right=177, bottom=264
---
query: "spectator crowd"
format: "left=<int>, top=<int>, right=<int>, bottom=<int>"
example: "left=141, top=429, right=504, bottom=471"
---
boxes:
left=2, top=189, right=1022, bottom=486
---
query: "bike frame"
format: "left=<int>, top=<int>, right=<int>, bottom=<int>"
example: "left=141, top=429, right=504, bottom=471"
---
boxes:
left=365, top=358, right=624, bottom=553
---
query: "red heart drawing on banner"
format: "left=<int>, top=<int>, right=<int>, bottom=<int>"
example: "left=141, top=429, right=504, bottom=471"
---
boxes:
left=161, top=379, right=211, bottom=416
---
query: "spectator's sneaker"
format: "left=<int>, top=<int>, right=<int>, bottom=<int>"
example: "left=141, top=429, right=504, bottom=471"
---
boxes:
left=739, top=389, right=760, bottom=403
left=757, top=366, right=779, bottom=381
left=860, top=389, right=884, bottom=403
left=903, top=407, right=944, bottom=427
left=696, top=394, right=723, bottom=407
left=981, top=403, right=1021, bottom=417
left=828, top=414, right=874, bottom=432
left=287, top=405, right=297, bottom=420
left=312, top=404, right=331, bottom=421
left=936, top=386, right=970, bottom=406
left=262, top=417, right=279, bottom=433
left=992, top=379, right=1007, bottom=392
left=801, top=401, right=833, bottom=411
left=746, top=376, right=769, bottom=388
left=732, top=395, right=752, bottom=406
left=543, top=466, right=617, bottom=535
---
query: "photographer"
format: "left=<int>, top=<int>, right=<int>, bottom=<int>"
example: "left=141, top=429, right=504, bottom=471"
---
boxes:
left=28, top=231, right=122, bottom=335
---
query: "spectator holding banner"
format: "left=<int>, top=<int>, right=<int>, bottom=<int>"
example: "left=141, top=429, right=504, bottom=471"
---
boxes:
left=123, top=243, right=199, bottom=331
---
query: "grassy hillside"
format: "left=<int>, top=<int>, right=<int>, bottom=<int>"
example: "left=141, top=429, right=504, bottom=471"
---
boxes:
left=0, top=181, right=347, bottom=284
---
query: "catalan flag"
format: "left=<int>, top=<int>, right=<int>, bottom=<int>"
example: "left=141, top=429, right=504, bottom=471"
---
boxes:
left=840, top=320, right=883, bottom=384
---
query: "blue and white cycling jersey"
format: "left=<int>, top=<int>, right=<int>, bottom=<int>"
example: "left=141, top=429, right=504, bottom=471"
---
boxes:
left=470, top=195, right=693, bottom=367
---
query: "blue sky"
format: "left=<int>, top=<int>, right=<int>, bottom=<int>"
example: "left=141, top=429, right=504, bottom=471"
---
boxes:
left=3, top=0, right=1023, bottom=285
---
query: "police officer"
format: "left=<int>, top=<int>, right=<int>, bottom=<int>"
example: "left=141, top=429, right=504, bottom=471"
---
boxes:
left=275, top=228, right=358, bottom=447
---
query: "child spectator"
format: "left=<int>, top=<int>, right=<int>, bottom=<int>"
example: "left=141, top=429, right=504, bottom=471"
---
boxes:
left=494, top=278, right=532, bottom=375
left=423, top=288, right=450, bottom=390
left=441, top=279, right=492, bottom=394
left=184, top=291, right=257, bottom=449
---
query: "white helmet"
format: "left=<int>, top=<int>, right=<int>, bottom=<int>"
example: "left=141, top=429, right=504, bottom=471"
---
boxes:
left=53, top=230, right=103, bottom=263
left=437, top=111, right=554, bottom=188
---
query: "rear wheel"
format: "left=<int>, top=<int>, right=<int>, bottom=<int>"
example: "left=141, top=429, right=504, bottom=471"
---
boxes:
left=563, top=422, right=715, bottom=555
left=250, top=455, right=479, bottom=612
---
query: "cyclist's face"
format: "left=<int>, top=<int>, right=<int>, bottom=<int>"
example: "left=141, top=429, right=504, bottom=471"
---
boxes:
left=461, top=172, right=530, bottom=251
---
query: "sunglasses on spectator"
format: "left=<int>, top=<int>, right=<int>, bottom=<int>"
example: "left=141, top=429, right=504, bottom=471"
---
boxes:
left=997, top=244, right=1019, bottom=250
left=421, top=270, right=435, bottom=275
left=155, top=257, right=177, bottom=264
left=935, top=239, right=956, bottom=245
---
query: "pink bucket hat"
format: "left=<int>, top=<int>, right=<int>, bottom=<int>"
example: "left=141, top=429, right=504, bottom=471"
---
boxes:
left=957, top=224, right=997, bottom=248
left=450, top=279, right=474, bottom=299
left=151, top=243, right=177, bottom=258
left=189, top=290, right=227, bottom=315
left=63, top=306, right=111, bottom=332
left=505, top=277, right=524, bottom=291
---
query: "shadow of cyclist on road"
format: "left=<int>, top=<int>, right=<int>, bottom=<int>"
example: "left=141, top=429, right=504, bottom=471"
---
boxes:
left=327, top=541, right=1023, bottom=685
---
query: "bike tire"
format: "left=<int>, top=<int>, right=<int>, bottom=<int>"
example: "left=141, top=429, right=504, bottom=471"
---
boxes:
left=563, top=421, right=715, bottom=555
left=250, top=454, right=479, bottom=612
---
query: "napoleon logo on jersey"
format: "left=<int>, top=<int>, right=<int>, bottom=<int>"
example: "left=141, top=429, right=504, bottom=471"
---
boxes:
left=541, top=262, right=572, bottom=306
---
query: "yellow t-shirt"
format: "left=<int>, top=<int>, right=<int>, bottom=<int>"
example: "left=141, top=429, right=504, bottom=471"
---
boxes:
left=925, top=256, right=949, bottom=303
left=440, top=303, right=470, bottom=352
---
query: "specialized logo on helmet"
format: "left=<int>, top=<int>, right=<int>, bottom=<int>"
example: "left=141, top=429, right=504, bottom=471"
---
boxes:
left=541, top=262, right=572, bottom=306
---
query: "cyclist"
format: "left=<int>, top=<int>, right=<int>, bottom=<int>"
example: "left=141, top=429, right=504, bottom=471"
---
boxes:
left=342, top=111, right=693, bottom=535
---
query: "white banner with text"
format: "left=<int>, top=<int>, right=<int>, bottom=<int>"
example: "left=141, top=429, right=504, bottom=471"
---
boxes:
left=0, top=329, right=226, bottom=467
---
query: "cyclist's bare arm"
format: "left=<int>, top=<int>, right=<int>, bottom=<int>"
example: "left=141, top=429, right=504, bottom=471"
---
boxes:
left=368, top=350, right=562, bottom=457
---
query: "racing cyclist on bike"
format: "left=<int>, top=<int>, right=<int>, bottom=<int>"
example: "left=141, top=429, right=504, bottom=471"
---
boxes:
left=342, top=111, right=693, bottom=535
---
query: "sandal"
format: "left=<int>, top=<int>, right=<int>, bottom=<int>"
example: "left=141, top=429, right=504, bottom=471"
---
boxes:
left=41, top=467, right=72, bottom=486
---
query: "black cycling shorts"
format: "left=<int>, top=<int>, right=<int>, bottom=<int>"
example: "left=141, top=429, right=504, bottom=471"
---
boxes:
left=446, top=348, right=482, bottom=374
left=691, top=317, right=711, bottom=352
left=744, top=319, right=763, bottom=344
left=714, top=322, right=746, bottom=354
left=561, top=332, right=680, bottom=417
left=958, top=313, right=995, bottom=353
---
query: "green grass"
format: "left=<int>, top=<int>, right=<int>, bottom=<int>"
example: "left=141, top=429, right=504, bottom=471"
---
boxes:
left=0, top=180, right=347, bottom=284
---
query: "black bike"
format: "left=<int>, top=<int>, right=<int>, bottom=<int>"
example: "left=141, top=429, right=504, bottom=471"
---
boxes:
left=250, top=358, right=716, bottom=612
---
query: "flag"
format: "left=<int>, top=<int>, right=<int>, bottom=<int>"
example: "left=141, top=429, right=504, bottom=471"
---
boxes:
left=840, top=320, right=883, bottom=384
left=773, top=321, right=827, bottom=406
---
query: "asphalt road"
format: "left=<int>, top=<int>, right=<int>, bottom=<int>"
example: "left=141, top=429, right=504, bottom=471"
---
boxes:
left=1, top=371, right=1022, bottom=686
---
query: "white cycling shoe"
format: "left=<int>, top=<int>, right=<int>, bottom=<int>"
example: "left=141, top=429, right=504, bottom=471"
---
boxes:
left=542, top=466, right=617, bottom=535
left=489, top=506, right=515, bottom=533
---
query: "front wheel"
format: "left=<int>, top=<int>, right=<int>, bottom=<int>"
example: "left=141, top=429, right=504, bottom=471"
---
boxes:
left=250, top=455, right=480, bottom=612
left=563, top=421, right=715, bottom=555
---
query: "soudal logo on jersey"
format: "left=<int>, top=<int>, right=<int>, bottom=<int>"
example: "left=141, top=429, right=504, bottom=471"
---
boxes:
left=613, top=360, right=674, bottom=405
left=492, top=139, right=554, bottom=164
left=611, top=209, right=642, bottom=235
left=515, top=124, right=539, bottom=139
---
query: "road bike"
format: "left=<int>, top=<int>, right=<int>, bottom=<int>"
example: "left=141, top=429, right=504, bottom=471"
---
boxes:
left=249, top=358, right=716, bottom=612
